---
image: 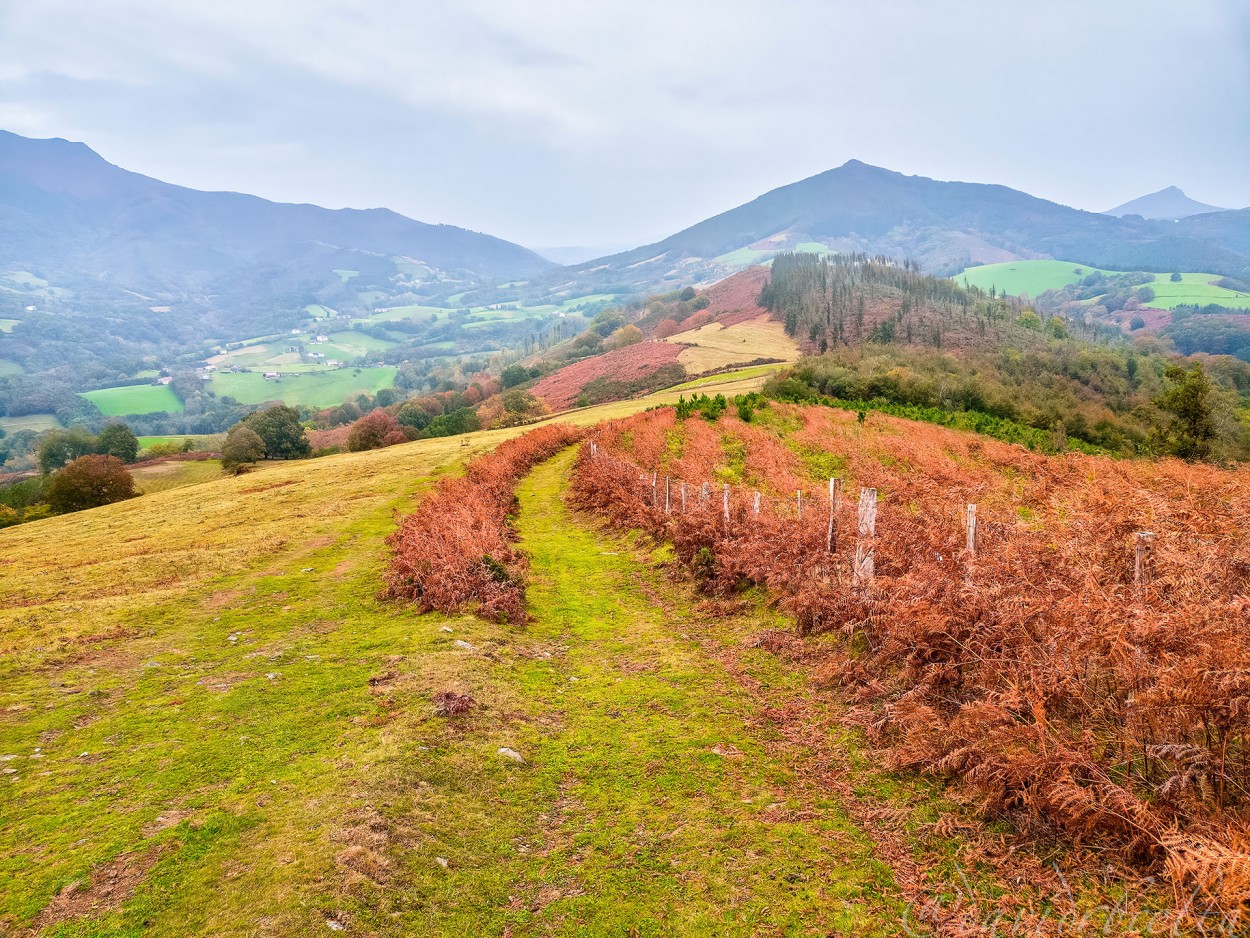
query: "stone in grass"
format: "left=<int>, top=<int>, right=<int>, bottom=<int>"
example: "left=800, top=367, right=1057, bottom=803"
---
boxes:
left=453, top=639, right=477, bottom=651
left=497, top=747, right=525, bottom=763
left=435, top=856, right=449, bottom=869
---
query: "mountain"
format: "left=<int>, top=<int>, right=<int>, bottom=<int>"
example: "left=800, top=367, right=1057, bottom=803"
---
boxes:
left=1105, top=186, right=1228, bottom=220
left=0, top=130, right=551, bottom=337
left=471, top=162, right=1250, bottom=306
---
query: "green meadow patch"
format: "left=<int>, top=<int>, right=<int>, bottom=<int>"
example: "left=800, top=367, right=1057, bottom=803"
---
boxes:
left=81, top=384, right=185, bottom=416
left=207, top=366, right=398, bottom=408
left=0, top=413, right=59, bottom=433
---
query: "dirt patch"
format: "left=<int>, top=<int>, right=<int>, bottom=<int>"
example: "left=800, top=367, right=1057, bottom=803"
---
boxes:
left=205, top=589, right=245, bottom=610
left=34, top=844, right=164, bottom=930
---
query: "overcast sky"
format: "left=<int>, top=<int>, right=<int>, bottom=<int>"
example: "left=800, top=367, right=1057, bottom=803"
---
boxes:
left=2, top=0, right=1247, bottom=252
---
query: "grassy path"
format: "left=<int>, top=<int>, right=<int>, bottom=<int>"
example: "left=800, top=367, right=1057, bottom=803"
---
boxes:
left=344, top=448, right=908, bottom=935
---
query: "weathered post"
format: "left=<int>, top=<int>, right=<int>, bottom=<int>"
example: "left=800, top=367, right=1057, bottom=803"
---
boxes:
left=723, top=484, right=730, bottom=524
left=681, top=481, right=687, bottom=513
left=701, top=481, right=709, bottom=503
left=652, top=471, right=658, bottom=508
left=665, top=476, right=671, bottom=515
left=965, top=503, right=978, bottom=559
left=753, top=491, right=761, bottom=516
left=1135, top=531, right=1155, bottom=591
left=797, top=490, right=803, bottom=520
left=854, top=488, right=878, bottom=585
left=827, top=478, right=841, bottom=553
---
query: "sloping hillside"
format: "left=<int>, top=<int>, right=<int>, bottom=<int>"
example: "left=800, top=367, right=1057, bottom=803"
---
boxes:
left=0, top=131, right=551, bottom=369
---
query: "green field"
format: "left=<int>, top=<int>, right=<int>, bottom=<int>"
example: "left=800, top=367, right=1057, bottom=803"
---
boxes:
left=304, top=304, right=337, bottom=319
left=715, top=246, right=772, bottom=267
left=364, top=305, right=448, bottom=323
left=208, top=367, right=398, bottom=408
left=0, top=359, right=23, bottom=377
left=81, top=384, right=185, bottom=416
left=953, top=260, right=1250, bottom=310
left=332, top=269, right=358, bottom=282
left=0, top=413, right=59, bottom=434
left=0, top=318, right=18, bottom=332
left=137, top=434, right=226, bottom=452
left=953, top=260, right=1112, bottom=296
left=1145, top=272, right=1250, bottom=310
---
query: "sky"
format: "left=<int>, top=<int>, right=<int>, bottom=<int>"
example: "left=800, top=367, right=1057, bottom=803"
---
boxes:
left=1, top=0, right=1248, bottom=253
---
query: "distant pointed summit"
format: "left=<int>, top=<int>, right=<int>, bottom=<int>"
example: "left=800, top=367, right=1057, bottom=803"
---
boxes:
left=1105, top=186, right=1227, bottom=220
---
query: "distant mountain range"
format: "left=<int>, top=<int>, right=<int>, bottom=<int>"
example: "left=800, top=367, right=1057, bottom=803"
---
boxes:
left=1105, top=186, right=1229, bottom=220
left=470, top=162, right=1250, bottom=305
left=0, top=130, right=551, bottom=339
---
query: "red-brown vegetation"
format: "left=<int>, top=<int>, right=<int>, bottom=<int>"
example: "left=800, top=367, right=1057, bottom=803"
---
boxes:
left=571, top=403, right=1250, bottom=915
left=675, top=265, right=776, bottom=332
left=384, top=423, right=583, bottom=621
left=530, top=342, right=683, bottom=411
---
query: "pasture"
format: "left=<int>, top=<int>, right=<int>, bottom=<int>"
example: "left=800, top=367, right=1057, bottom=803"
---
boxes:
left=666, top=315, right=799, bottom=373
left=207, top=366, right=398, bottom=408
left=137, top=434, right=226, bottom=452
left=130, top=458, right=229, bottom=494
left=0, top=413, right=59, bottom=433
left=0, top=359, right=23, bottom=376
left=81, top=384, right=185, bottom=416
left=0, top=318, right=18, bottom=332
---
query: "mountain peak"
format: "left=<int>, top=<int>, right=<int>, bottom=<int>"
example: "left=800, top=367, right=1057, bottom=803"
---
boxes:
left=1105, top=185, right=1226, bottom=220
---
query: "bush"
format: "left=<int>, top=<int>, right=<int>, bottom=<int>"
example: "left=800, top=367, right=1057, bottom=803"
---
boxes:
left=221, top=426, right=266, bottom=473
left=44, top=455, right=139, bottom=513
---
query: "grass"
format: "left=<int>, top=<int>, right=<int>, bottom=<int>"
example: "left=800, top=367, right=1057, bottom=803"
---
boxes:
left=0, top=387, right=1167, bottom=933
left=81, top=384, right=185, bottom=416
left=207, top=367, right=398, bottom=408
left=137, top=435, right=225, bottom=452
left=952, top=259, right=1112, bottom=296
left=0, top=318, right=18, bottom=332
left=0, top=359, right=22, bottom=377
left=0, top=413, right=58, bottom=433
left=714, top=246, right=772, bottom=267
left=130, top=459, right=229, bottom=494
left=666, top=316, right=800, bottom=374
left=953, top=260, right=1250, bottom=310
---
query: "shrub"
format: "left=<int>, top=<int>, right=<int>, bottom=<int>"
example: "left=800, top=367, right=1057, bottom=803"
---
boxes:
left=221, top=426, right=266, bottom=473
left=44, top=455, right=139, bottom=513
left=384, top=423, right=583, bottom=622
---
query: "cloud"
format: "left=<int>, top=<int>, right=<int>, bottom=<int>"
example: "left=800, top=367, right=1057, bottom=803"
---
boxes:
left=1, top=0, right=1247, bottom=246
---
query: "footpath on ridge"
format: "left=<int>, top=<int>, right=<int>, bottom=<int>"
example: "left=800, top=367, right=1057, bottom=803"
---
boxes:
left=485, top=447, right=909, bottom=933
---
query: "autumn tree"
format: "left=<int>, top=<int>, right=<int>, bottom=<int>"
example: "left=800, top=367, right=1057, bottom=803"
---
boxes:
left=221, top=426, right=266, bottom=473
left=44, top=455, right=139, bottom=513
left=347, top=409, right=407, bottom=452
left=37, top=428, right=97, bottom=474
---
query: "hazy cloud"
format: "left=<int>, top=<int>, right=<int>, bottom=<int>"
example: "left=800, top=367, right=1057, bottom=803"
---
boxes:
left=1, top=0, right=1247, bottom=249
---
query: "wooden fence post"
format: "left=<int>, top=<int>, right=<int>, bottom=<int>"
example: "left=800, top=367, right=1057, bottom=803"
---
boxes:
left=701, top=481, right=709, bottom=503
left=965, top=504, right=977, bottom=559
left=753, top=491, right=761, bottom=516
left=652, top=471, right=657, bottom=508
left=797, top=490, right=803, bottom=520
left=1135, top=531, right=1155, bottom=591
left=854, top=488, right=877, bottom=585
left=665, top=477, right=670, bottom=515
left=827, top=478, right=841, bottom=553
left=723, top=484, right=730, bottom=523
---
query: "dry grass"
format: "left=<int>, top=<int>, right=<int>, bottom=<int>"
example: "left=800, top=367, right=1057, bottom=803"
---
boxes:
left=666, top=315, right=799, bottom=374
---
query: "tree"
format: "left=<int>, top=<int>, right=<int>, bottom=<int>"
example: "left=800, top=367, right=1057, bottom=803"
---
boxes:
left=240, top=405, right=310, bottom=459
left=347, top=409, right=405, bottom=451
left=96, top=423, right=139, bottom=463
left=501, top=364, right=531, bottom=389
left=1129, top=315, right=1146, bottom=331
left=424, top=407, right=480, bottom=438
left=44, top=455, right=138, bottom=513
left=1171, top=272, right=1183, bottom=282
left=1154, top=363, right=1217, bottom=460
left=604, top=324, right=644, bottom=351
left=37, top=428, right=98, bottom=474
left=221, top=426, right=266, bottom=473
